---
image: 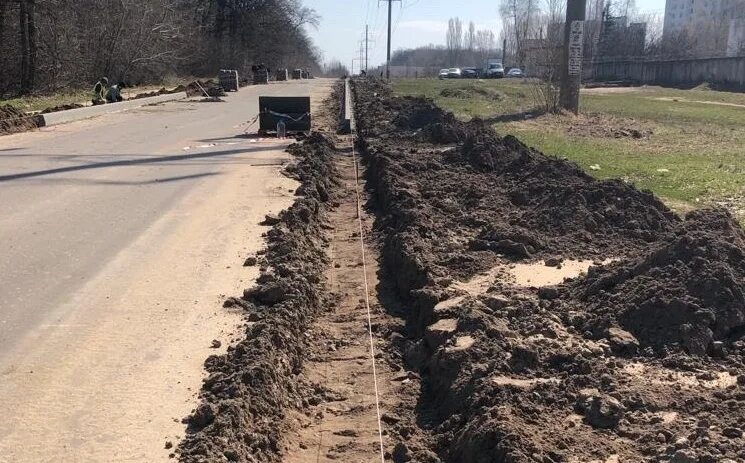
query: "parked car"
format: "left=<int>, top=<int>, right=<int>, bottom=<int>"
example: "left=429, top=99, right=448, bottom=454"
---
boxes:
left=446, top=68, right=462, bottom=79
left=438, top=69, right=449, bottom=79
left=484, top=62, right=505, bottom=78
left=461, top=67, right=480, bottom=79
left=506, top=68, right=524, bottom=78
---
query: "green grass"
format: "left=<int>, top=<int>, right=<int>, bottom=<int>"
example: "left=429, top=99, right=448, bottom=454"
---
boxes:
left=1, top=74, right=199, bottom=113
left=394, top=78, right=534, bottom=120
left=2, top=90, right=94, bottom=112
left=393, top=78, right=745, bottom=214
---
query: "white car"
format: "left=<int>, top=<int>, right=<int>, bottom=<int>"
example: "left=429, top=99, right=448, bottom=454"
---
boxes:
left=507, top=68, right=524, bottom=78
left=438, top=69, right=449, bottom=79
left=446, top=68, right=462, bottom=79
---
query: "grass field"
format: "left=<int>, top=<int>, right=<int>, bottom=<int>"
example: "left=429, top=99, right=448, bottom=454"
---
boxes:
left=393, top=78, right=745, bottom=216
left=1, top=76, right=193, bottom=113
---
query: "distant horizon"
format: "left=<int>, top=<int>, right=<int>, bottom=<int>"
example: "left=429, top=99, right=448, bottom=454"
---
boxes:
left=306, top=0, right=667, bottom=71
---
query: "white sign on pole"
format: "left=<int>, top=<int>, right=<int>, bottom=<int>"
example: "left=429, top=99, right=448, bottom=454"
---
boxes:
left=568, top=20, right=584, bottom=76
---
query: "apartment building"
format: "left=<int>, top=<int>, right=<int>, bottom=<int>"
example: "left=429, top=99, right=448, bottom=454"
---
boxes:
left=664, top=0, right=745, bottom=55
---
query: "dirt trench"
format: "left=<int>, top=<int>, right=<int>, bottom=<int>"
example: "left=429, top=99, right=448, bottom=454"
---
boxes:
left=0, top=104, right=43, bottom=135
left=351, top=78, right=745, bottom=463
left=176, top=83, right=431, bottom=463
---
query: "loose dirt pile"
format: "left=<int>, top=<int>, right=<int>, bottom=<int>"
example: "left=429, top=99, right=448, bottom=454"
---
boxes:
left=571, top=208, right=745, bottom=356
left=40, top=103, right=85, bottom=113
left=440, top=87, right=504, bottom=100
left=177, top=133, right=339, bottom=463
left=353, top=78, right=745, bottom=463
left=0, top=104, right=43, bottom=135
left=130, top=80, right=225, bottom=100
left=565, top=114, right=653, bottom=139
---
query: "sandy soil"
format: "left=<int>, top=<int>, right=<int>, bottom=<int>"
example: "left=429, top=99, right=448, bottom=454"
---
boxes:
left=281, top=149, right=396, bottom=462
left=0, top=140, right=299, bottom=462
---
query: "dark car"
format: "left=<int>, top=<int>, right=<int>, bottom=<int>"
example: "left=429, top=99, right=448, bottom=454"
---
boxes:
left=461, top=68, right=480, bottom=79
left=484, top=62, right=505, bottom=78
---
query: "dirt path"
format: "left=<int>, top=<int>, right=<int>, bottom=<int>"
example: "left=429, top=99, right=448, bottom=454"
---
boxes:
left=281, top=143, right=397, bottom=462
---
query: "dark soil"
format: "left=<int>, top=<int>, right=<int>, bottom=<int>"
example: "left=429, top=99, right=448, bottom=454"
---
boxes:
left=569, top=208, right=745, bottom=356
left=177, top=133, right=340, bottom=463
left=352, top=78, right=745, bottom=463
left=0, top=104, right=43, bottom=135
left=40, top=103, right=85, bottom=113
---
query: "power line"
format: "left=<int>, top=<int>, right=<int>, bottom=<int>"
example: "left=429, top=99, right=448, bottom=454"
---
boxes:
left=379, top=0, right=402, bottom=79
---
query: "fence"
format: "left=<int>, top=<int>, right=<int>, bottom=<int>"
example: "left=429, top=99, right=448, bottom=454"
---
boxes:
left=591, top=55, right=745, bottom=90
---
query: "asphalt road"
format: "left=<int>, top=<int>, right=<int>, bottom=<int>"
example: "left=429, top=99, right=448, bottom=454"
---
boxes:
left=0, top=79, right=333, bottom=461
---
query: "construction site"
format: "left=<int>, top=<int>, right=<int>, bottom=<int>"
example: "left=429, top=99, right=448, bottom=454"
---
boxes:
left=2, top=0, right=745, bottom=462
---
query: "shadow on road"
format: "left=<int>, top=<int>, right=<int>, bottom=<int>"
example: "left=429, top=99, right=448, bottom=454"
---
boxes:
left=0, top=145, right=281, bottom=183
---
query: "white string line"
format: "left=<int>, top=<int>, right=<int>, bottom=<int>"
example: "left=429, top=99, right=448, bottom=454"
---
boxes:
left=351, top=135, right=386, bottom=463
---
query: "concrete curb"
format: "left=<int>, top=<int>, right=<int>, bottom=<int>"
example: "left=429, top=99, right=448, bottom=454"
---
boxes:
left=41, top=92, right=189, bottom=127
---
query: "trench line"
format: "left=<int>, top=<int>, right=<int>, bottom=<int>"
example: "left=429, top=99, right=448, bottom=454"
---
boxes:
left=351, top=135, right=386, bottom=463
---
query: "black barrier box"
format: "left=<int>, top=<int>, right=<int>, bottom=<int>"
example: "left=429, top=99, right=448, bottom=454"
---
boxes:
left=258, top=96, right=311, bottom=134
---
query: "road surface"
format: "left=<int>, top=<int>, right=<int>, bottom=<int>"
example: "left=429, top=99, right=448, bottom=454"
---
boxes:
left=0, top=79, right=333, bottom=462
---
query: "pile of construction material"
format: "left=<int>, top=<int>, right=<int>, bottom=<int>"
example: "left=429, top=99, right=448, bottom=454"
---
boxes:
left=252, top=65, right=269, bottom=85
left=276, top=69, right=289, bottom=81
left=218, top=70, right=240, bottom=92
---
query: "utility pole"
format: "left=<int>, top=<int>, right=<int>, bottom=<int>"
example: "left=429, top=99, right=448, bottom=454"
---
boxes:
left=360, top=41, right=364, bottom=73
left=366, top=25, right=369, bottom=72
left=502, top=38, right=507, bottom=65
left=560, top=0, right=587, bottom=114
left=380, top=0, right=401, bottom=79
left=360, top=25, right=376, bottom=73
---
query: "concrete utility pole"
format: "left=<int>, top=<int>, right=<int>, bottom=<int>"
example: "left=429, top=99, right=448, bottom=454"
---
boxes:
left=360, top=41, right=364, bottom=73
left=380, top=0, right=401, bottom=79
left=366, top=25, right=369, bottom=72
left=560, top=0, right=587, bottom=114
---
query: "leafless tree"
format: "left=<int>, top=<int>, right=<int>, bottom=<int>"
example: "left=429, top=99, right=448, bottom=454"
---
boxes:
left=500, top=0, right=541, bottom=66
left=446, top=17, right=463, bottom=66
left=466, top=21, right=477, bottom=52
left=0, top=0, right=322, bottom=96
left=475, top=29, right=497, bottom=63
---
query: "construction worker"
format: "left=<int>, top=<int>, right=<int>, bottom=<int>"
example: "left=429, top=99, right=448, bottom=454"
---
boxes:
left=92, top=77, right=109, bottom=105
left=105, top=82, right=126, bottom=103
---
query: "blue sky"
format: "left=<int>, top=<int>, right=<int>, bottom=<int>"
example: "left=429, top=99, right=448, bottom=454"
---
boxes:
left=306, top=0, right=666, bottom=70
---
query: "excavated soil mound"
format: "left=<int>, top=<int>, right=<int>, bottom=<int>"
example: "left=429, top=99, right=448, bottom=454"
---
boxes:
left=353, top=78, right=745, bottom=463
left=177, top=133, right=339, bottom=463
left=40, top=103, right=85, bottom=114
left=0, top=105, right=43, bottom=134
left=573, top=208, right=745, bottom=356
left=566, top=114, right=653, bottom=139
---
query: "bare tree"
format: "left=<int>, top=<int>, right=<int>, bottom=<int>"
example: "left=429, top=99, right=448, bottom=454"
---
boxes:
left=0, top=0, right=323, bottom=96
left=476, top=29, right=497, bottom=63
left=446, top=17, right=463, bottom=66
left=500, top=0, right=540, bottom=66
left=466, top=21, right=477, bottom=52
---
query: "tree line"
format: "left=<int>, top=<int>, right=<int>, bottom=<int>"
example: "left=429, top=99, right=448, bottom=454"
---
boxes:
left=0, top=0, right=321, bottom=96
left=388, top=19, right=501, bottom=69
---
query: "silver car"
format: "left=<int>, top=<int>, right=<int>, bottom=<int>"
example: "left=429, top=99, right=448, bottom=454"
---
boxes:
left=446, top=68, right=462, bottom=79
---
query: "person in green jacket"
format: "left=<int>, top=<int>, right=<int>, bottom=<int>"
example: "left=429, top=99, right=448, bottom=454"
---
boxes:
left=92, top=77, right=109, bottom=105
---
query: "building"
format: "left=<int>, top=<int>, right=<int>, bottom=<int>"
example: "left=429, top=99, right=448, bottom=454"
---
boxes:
left=728, top=17, right=745, bottom=54
left=598, top=14, right=647, bottom=57
left=664, top=0, right=745, bottom=55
